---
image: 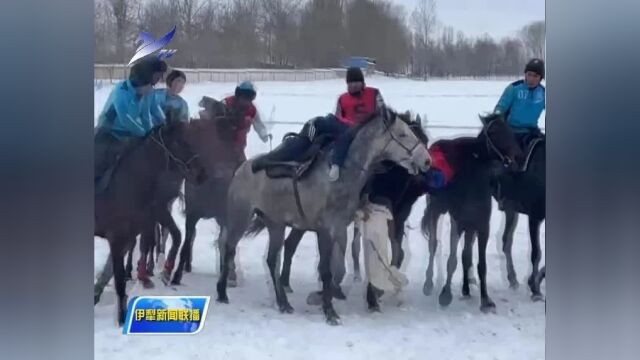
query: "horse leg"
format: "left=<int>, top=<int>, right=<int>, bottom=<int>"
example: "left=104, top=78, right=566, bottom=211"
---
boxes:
left=171, top=214, right=199, bottom=285
left=137, top=225, right=155, bottom=289
left=159, top=210, right=182, bottom=285
left=461, top=230, right=475, bottom=298
left=216, top=209, right=251, bottom=304
left=439, top=218, right=461, bottom=307
left=94, top=254, right=113, bottom=305
left=478, top=225, right=496, bottom=313
left=502, top=209, right=520, bottom=289
left=281, top=228, right=305, bottom=293
left=146, top=224, right=160, bottom=276
left=352, top=224, right=362, bottom=282
left=423, top=205, right=440, bottom=296
left=317, top=230, right=341, bottom=325
left=366, top=282, right=382, bottom=312
left=390, top=209, right=409, bottom=268
left=216, top=226, right=238, bottom=287
left=330, top=238, right=347, bottom=300
left=109, top=236, right=129, bottom=326
left=528, top=216, right=544, bottom=301
left=265, top=222, right=293, bottom=313
left=124, top=241, right=134, bottom=281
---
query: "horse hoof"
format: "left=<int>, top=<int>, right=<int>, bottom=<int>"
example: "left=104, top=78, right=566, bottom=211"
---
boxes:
left=423, top=281, right=434, bottom=296
left=439, top=289, right=453, bottom=307
left=94, top=295, right=101, bottom=305
left=142, top=279, right=155, bottom=289
left=161, top=273, right=171, bottom=286
left=170, top=277, right=182, bottom=286
left=480, top=301, right=497, bottom=314
left=468, top=277, right=477, bottom=285
left=462, top=286, right=471, bottom=297
left=146, top=269, right=155, bottom=277
left=306, top=291, right=323, bottom=306
left=333, top=286, right=347, bottom=300
left=185, top=264, right=192, bottom=273
left=279, top=304, right=294, bottom=314
left=368, top=304, right=381, bottom=313
left=283, top=285, right=293, bottom=293
left=509, top=281, right=520, bottom=290
left=124, top=273, right=132, bottom=282
left=353, top=273, right=362, bottom=283
left=325, top=315, right=342, bottom=326
left=531, top=293, right=545, bottom=302
left=217, top=296, right=229, bottom=304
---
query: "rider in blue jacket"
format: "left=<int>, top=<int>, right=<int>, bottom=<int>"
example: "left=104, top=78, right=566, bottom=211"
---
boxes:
left=152, top=69, right=189, bottom=123
left=95, top=58, right=168, bottom=185
left=494, top=58, right=545, bottom=149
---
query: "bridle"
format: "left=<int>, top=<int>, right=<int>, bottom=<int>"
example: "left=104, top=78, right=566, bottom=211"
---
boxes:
left=482, top=118, right=512, bottom=166
left=149, top=126, right=200, bottom=178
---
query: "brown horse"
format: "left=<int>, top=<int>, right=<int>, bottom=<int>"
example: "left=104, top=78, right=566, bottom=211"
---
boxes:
left=166, top=97, right=245, bottom=286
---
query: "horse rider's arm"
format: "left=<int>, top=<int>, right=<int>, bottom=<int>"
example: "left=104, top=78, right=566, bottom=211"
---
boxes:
left=335, top=98, right=342, bottom=117
left=495, top=84, right=515, bottom=116
left=374, top=90, right=385, bottom=113
left=252, top=110, right=270, bottom=142
left=149, top=92, right=166, bottom=125
left=180, top=98, right=190, bottom=122
left=112, top=92, right=148, bottom=137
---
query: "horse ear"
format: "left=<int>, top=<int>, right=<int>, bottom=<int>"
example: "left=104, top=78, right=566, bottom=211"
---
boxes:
left=415, top=114, right=422, bottom=126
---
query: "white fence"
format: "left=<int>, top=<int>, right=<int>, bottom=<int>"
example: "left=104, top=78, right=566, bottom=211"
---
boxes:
left=95, top=64, right=345, bottom=83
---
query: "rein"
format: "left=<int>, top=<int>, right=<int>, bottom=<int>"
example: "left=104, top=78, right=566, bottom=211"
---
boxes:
left=149, top=127, right=199, bottom=179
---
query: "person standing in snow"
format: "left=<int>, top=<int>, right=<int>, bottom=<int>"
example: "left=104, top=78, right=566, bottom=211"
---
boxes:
left=223, top=80, right=271, bottom=160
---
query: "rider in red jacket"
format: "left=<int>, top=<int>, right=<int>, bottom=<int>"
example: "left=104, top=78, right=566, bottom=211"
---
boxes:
left=309, top=67, right=385, bottom=181
left=223, top=81, right=271, bottom=159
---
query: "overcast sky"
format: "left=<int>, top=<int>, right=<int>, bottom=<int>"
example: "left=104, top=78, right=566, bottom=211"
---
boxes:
left=392, top=0, right=545, bottom=38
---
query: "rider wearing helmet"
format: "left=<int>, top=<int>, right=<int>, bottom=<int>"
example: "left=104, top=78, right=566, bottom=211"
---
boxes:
left=223, top=80, right=271, bottom=157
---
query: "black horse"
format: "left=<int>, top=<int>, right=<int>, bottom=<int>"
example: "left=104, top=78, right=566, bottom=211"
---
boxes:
left=496, top=131, right=545, bottom=300
left=421, top=114, right=522, bottom=313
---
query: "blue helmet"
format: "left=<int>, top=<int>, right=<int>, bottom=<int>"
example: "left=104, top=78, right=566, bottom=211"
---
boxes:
left=235, top=80, right=257, bottom=100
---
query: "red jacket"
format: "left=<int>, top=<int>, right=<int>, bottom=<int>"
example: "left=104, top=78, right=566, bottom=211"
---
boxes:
left=335, top=87, right=380, bottom=127
left=224, top=96, right=257, bottom=151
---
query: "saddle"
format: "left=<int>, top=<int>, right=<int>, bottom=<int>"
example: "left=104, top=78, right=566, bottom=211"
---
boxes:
left=252, top=133, right=335, bottom=179
left=520, top=136, right=544, bottom=172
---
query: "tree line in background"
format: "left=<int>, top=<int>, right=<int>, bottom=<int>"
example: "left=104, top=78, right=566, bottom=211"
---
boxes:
left=95, top=0, right=545, bottom=77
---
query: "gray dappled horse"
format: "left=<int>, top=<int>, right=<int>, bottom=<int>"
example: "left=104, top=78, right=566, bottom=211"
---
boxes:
left=217, top=108, right=431, bottom=325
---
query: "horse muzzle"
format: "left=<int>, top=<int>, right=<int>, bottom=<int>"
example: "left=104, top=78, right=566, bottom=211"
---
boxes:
left=411, top=145, right=431, bottom=174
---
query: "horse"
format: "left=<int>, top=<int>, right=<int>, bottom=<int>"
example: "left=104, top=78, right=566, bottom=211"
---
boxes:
left=497, top=131, right=545, bottom=300
left=420, top=114, right=523, bottom=313
left=167, top=96, right=245, bottom=286
left=277, top=114, right=430, bottom=311
left=219, top=108, right=431, bottom=325
left=94, top=121, right=208, bottom=325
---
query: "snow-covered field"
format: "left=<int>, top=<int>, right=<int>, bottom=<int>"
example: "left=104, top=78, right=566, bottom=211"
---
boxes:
left=94, top=77, right=545, bottom=360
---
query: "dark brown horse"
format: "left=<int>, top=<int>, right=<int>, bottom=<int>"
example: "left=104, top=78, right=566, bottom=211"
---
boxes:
left=421, top=114, right=522, bottom=313
left=94, top=121, right=208, bottom=325
left=166, top=97, right=245, bottom=286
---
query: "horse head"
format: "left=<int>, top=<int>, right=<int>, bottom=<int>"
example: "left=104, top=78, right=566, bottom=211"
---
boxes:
left=478, top=112, right=523, bottom=170
left=370, top=107, right=431, bottom=175
left=153, top=121, right=208, bottom=185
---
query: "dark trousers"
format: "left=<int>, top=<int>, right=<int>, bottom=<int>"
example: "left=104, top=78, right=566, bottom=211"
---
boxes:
left=310, top=114, right=353, bottom=167
left=94, top=129, right=127, bottom=183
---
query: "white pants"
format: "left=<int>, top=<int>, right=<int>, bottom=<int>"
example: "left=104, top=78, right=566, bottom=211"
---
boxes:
left=356, top=202, right=408, bottom=292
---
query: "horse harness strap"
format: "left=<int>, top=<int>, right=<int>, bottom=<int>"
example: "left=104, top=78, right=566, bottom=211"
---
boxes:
left=291, top=174, right=309, bottom=224
left=521, top=137, right=543, bottom=172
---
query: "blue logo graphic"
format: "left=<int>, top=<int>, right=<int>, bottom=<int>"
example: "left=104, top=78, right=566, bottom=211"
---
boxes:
left=129, top=26, right=178, bottom=65
left=123, top=296, right=210, bottom=335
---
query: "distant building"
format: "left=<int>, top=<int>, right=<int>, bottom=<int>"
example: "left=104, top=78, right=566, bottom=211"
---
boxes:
left=343, top=56, right=376, bottom=74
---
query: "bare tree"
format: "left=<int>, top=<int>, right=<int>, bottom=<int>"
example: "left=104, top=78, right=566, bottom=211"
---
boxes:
left=411, top=0, right=438, bottom=77
left=260, top=0, right=301, bottom=67
left=298, top=0, right=345, bottom=67
left=108, top=0, right=141, bottom=63
left=520, top=20, right=545, bottom=59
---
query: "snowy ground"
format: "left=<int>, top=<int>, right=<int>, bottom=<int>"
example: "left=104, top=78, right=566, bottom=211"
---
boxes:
left=94, top=77, right=545, bottom=360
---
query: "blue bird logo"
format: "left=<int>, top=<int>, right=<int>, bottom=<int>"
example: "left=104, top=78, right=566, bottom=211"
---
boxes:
left=129, top=26, right=177, bottom=65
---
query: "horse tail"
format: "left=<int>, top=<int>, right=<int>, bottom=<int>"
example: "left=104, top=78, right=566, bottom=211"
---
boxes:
left=244, top=215, right=266, bottom=237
